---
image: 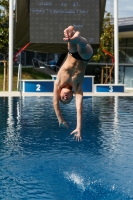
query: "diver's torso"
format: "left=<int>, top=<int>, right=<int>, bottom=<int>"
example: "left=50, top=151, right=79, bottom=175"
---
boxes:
left=56, top=53, right=88, bottom=92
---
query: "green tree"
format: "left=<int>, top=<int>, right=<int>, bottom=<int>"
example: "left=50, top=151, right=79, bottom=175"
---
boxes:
left=0, top=0, right=9, bottom=60
left=92, top=12, right=115, bottom=84
left=92, top=12, right=114, bottom=64
left=0, top=0, right=9, bottom=91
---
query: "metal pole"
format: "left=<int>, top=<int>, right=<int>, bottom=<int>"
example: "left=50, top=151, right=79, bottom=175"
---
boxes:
left=8, top=0, right=14, bottom=91
left=3, top=61, right=6, bottom=91
left=114, top=0, right=119, bottom=84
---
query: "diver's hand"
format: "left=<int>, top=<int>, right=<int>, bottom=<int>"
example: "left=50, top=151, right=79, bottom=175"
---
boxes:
left=70, top=128, right=82, bottom=142
left=59, top=121, right=68, bottom=128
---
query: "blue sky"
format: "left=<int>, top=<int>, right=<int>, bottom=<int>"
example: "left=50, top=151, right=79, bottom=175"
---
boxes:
left=106, top=0, right=133, bottom=18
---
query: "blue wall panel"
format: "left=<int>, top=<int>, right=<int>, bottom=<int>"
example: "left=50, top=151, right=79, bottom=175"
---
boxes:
left=96, top=85, right=124, bottom=92
left=23, top=81, right=54, bottom=92
left=82, top=77, right=93, bottom=92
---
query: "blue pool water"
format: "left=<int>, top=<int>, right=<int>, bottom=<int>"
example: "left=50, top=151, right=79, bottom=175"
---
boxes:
left=0, top=96, right=133, bottom=200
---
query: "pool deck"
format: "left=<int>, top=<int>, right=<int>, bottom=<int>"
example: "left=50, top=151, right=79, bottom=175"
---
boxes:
left=0, top=90, right=133, bottom=97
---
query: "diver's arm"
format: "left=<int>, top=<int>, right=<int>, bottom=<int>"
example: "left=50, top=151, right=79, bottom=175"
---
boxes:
left=76, top=90, right=83, bottom=131
left=53, top=81, right=68, bottom=127
left=71, top=85, right=83, bottom=141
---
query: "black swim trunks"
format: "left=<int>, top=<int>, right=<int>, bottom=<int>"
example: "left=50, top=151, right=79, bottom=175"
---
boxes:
left=68, top=51, right=91, bottom=61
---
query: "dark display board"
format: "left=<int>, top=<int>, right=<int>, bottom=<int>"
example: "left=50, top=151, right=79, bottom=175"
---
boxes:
left=30, top=0, right=100, bottom=44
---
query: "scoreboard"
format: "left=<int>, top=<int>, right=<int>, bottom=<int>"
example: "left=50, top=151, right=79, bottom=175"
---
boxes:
left=30, top=0, right=100, bottom=44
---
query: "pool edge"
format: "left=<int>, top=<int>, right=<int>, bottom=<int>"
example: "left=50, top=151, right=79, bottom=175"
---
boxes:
left=0, top=91, right=133, bottom=97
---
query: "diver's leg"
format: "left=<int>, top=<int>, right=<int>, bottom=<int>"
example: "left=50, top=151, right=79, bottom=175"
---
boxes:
left=63, top=26, right=93, bottom=59
left=77, top=36, right=93, bottom=60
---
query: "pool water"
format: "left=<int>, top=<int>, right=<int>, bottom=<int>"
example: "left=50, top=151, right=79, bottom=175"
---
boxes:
left=0, top=96, right=133, bottom=200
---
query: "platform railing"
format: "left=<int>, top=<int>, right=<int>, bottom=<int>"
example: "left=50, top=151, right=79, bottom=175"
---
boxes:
left=32, top=58, right=60, bottom=72
left=32, top=58, right=47, bottom=68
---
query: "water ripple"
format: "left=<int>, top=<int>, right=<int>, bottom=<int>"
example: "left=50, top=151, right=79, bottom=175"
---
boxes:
left=1, top=96, right=133, bottom=199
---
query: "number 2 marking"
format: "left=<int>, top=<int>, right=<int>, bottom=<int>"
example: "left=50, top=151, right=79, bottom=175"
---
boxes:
left=36, top=84, right=41, bottom=91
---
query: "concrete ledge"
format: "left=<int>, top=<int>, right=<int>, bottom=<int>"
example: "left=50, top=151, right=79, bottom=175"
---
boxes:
left=83, top=92, right=133, bottom=96
left=0, top=92, right=53, bottom=97
left=0, top=92, right=133, bottom=97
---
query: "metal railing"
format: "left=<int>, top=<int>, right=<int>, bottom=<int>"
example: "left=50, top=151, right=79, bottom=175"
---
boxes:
left=32, top=58, right=60, bottom=72
left=16, top=58, right=60, bottom=94
left=32, top=58, right=47, bottom=68
left=17, top=63, right=22, bottom=92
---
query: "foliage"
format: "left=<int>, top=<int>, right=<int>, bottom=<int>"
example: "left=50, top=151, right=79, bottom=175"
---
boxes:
left=0, top=0, right=9, bottom=60
left=92, top=12, right=114, bottom=64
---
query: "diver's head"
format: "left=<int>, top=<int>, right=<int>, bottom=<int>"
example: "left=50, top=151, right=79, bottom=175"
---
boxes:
left=60, top=86, right=73, bottom=104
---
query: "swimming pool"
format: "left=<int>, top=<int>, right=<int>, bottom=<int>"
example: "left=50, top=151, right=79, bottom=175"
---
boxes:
left=0, top=96, right=133, bottom=200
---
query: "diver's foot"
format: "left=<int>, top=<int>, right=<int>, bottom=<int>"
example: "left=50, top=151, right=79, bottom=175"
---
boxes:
left=63, top=29, right=81, bottom=44
left=63, top=26, right=75, bottom=39
left=69, top=31, right=81, bottom=43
